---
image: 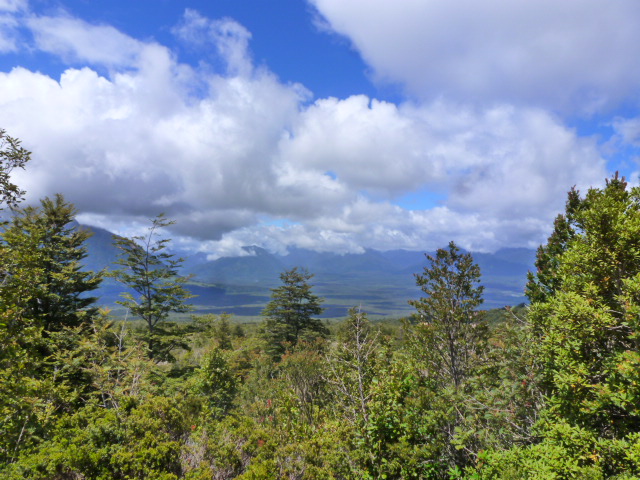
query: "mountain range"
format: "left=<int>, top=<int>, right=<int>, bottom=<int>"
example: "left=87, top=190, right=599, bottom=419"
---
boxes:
left=82, top=225, right=537, bottom=318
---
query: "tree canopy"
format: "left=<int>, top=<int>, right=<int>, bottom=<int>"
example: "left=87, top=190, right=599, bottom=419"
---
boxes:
left=3, top=138, right=640, bottom=479
left=261, top=267, right=326, bottom=356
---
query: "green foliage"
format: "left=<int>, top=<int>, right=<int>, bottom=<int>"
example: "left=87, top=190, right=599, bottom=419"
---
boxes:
left=192, top=313, right=235, bottom=350
left=2, top=395, right=189, bottom=480
left=111, top=214, right=194, bottom=360
left=408, top=241, right=485, bottom=390
left=0, top=194, right=102, bottom=463
left=529, top=175, right=640, bottom=435
left=1, top=194, right=102, bottom=332
left=326, top=308, right=383, bottom=425
left=405, top=242, right=487, bottom=469
left=0, top=129, right=30, bottom=210
left=191, top=347, right=237, bottom=420
left=261, top=267, right=326, bottom=358
left=403, top=242, right=524, bottom=475
left=475, top=174, right=640, bottom=478
left=7, top=152, right=640, bottom=479
left=279, top=342, right=330, bottom=425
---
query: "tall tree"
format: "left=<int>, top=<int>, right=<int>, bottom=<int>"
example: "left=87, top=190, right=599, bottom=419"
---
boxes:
left=408, top=241, right=485, bottom=390
left=261, top=267, right=326, bottom=357
left=0, top=194, right=102, bottom=462
left=111, top=214, right=194, bottom=360
left=477, top=174, right=640, bottom=478
left=403, top=242, right=487, bottom=472
left=1, top=194, right=102, bottom=332
left=529, top=174, right=640, bottom=434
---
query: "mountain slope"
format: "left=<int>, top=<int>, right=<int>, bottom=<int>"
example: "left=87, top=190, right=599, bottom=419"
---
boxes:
left=80, top=224, right=536, bottom=317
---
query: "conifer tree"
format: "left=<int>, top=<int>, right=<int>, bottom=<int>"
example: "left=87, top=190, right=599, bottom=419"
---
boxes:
left=408, top=241, right=485, bottom=390
left=477, top=174, right=640, bottom=478
left=1, top=193, right=102, bottom=332
left=0, top=194, right=102, bottom=462
left=528, top=173, right=640, bottom=437
left=111, top=214, right=194, bottom=360
left=261, top=267, right=326, bottom=357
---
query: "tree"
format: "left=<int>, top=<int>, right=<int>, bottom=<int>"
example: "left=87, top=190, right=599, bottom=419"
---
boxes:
left=1, top=194, right=102, bottom=332
left=408, top=241, right=485, bottom=390
left=528, top=174, right=640, bottom=431
left=111, top=214, right=194, bottom=360
left=476, top=174, right=640, bottom=478
left=0, top=194, right=102, bottom=462
left=405, top=242, right=487, bottom=473
left=261, top=267, right=326, bottom=357
left=0, top=129, right=30, bottom=210
left=326, top=307, right=381, bottom=425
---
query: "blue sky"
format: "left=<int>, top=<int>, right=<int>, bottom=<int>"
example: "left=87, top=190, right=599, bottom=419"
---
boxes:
left=0, top=0, right=639, bottom=257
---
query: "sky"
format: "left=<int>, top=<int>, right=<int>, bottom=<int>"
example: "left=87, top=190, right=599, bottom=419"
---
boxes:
left=0, top=0, right=639, bottom=258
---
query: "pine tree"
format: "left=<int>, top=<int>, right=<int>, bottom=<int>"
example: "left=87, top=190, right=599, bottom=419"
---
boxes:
left=111, top=214, right=194, bottom=360
left=0, top=194, right=102, bottom=462
left=261, top=267, right=326, bottom=357
left=0, top=194, right=102, bottom=332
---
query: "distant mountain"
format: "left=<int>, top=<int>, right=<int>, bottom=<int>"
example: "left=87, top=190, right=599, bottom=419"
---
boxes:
left=80, top=224, right=537, bottom=318
left=81, top=224, right=122, bottom=273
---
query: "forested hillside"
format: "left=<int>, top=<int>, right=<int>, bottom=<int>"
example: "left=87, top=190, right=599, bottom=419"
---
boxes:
left=3, top=129, right=640, bottom=478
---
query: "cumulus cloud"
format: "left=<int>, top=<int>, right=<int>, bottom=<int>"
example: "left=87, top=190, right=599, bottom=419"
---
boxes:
left=0, top=6, right=611, bottom=257
left=310, top=0, right=640, bottom=113
left=282, top=98, right=605, bottom=218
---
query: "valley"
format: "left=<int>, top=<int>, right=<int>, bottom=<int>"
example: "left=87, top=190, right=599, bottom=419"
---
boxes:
left=84, top=225, right=537, bottom=318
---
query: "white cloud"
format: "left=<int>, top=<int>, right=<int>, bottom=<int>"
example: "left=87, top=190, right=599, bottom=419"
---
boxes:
left=0, top=7, right=611, bottom=258
left=173, top=9, right=253, bottom=76
left=0, top=0, right=25, bottom=52
left=310, top=0, right=640, bottom=113
left=0, top=14, right=18, bottom=52
left=27, top=14, right=145, bottom=68
left=200, top=200, right=554, bottom=256
left=613, top=117, right=640, bottom=147
left=0, top=0, right=26, bottom=13
left=281, top=98, right=605, bottom=220
left=279, top=96, right=436, bottom=197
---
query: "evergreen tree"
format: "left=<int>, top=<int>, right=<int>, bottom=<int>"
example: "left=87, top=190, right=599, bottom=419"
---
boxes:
left=530, top=174, right=640, bottom=434
left=477, top=174, right=640, bottom=478
left=0, top=194, right=102, bottom=462
left=261, top=267, right=326, bottom=357
left=1, top=194, right=102, bottom=332
left=405, top=242, right=487, bottom=472
left=408, top=241, right=485, bottom=390
left=215, top=313, right=233, bottom=350
left=111, top=214, right=194, bottom=360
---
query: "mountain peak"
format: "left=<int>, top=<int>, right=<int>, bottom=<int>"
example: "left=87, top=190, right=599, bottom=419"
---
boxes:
left=241, top=245, right=271, bottom=256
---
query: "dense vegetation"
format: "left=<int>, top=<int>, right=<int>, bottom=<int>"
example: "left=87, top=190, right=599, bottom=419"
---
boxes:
left=2, top=129, right=640, bottom=479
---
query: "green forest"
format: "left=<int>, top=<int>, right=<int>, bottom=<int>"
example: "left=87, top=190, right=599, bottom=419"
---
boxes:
left=3, top=128, right=640, bottom=480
